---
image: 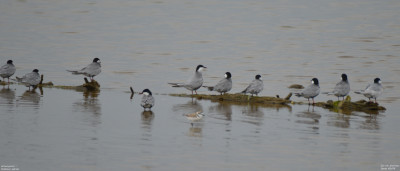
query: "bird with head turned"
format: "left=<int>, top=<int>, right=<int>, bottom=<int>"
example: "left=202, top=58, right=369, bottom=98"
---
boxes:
left=295, top=78, right=320, bottom=105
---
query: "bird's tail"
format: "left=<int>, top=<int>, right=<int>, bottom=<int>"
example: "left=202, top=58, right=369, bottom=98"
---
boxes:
left=354, top=90, right=363, bottom=94
left=15, top=76, right=23, bottom=82
left=321, top=92, right=334, bottom=95
left=202, top=86, right=213, bottom=91
left=168, top=83, right=184, bottom=87
left=294, top=93, right=303, bottom=97
left=15, top=77, right=29, bottom=86
left=66, top=70, right=81, bottom=75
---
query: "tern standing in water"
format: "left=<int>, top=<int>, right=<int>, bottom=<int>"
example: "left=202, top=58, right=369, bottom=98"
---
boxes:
left=67, top=58, right=101, bottom=81
left=140, top=89, right=155, bottom=111
left=295, top=78, right=320, bottom=105
left=168, top=65, right=206, bottom=95
left=355, top=78, right=383, bottom=103
left=17, top=69, right=41, bottom=90
left=0, top=60, right=16, bottom=84
left=324, top=73, right=350, bottom=101
left=241, top=74, right=263, bottom=96
left=204, top=72, right=232, bottom=95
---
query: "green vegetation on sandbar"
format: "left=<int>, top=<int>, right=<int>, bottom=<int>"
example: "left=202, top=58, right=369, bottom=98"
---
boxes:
left=37, top=77, right=100, bottom=91
left=288, top=84, right=304, bottom=89
left=0, top=81, right=13, bottom=86
left=170, top=93, right=292, bottom=109
left=170, top=93, right=386, bottom=114
left=40, top=80, right=100, bottom=91
left=3, top=75, right=100, bottom=92
left=312, top=96, right=386, bottom=115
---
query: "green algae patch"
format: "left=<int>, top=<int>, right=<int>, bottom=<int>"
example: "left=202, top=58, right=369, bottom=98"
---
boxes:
left=170, top=93, right=292, bottom=108
left=171, top=93, right=386, bottom=114
left=36, top=76, right=100, bottom=91
left=311, top=96, right=386, bottom=114
left=288, top=84, right=304, bottom=89
left=52, top=85, right=87, bottom=91
left=82, top=78, right=100, bottom=91
left=0, top=81, right=15, bottom=86
left=48, top=80, right=100, bottom=91
left=37, top=82, right=54, bottom=88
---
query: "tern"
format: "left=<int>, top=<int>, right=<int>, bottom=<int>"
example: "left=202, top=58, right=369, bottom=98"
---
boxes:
left=17, top=69, right=41, bottom=90
left=168, top=65, right=206, bottom=95
left=355, top=78, right=383, bottom=103
left=204, top=72, right=232, bottom=95
left=295, top=78, right=320, bottom=105
left=67, top=58, right=101, bottom=81
left=0, top=60, right=16, bottom=84
left=140, top=89, right=155, bottom=111
left=323, top=73, right=350, bottom=101
left=241, top=74, right=263, bottom=96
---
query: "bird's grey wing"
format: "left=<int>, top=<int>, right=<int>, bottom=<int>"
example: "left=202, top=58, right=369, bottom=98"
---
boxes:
left=0, top=64, right=9, bottom=72
left=168, top=83, right=185, bottom=87
left=242, top=80, right=259, bottom=93
left=333, top=81, right=350, bottom=96
left=79, top=66, right=88, bottom=72
left=21, top=73, right=32, bottom=82
left=251, top=80, right=263, bottom=94
left=364, top=83, right=383, bottom=97
left=354, top=83, right=370, bottom=94
left=185, top=72, right=203, bottom=90
left=22, top=73, right=40, bottom=85
left=81, top=63, right=97, bottom=71
left=31, top=73, right=41, bottom=85
left=364, top=84, right=371, bottom=91
left=81, top=63, right=101, bottom=76
left=370, top=84, right=383, bottom=92
left=0, top=64, right=15, bottom=76
left=302, top=84, right=320, bottom=98
left=66, top=69, right=80, bottom=74
left=67, top=66, right=87, bottom=75
left=242, top=83, right=251, bottom=93
left=363, top=84, right=374, bottom=96
left=213, top=79, right=227, bottom=90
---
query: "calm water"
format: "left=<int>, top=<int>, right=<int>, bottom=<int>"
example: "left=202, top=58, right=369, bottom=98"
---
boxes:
left=1, top=0, right=400, bottom=170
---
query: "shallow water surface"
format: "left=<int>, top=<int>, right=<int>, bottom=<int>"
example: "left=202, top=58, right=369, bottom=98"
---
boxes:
left=0, top=87, right=398, bottom=171
left=1, top=0, right=400, bottom=170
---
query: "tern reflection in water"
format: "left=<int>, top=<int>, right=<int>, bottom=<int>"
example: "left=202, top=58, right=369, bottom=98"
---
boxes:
left=18, top=89, right=42, bottom=107
left=208, top=102, right=233, bottom=121
left=73, top=90, right=101, bottom=127
left=172, top=98, right=204, bottom=115
left=295, top=105, right=321, bottom=131
left=241, top=104, right=265, bottom=126
left=0, top=87, right=16, bottom=105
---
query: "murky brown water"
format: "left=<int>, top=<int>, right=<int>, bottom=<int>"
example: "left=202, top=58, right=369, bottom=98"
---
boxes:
left=1, top=0, right=400, bottom=170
